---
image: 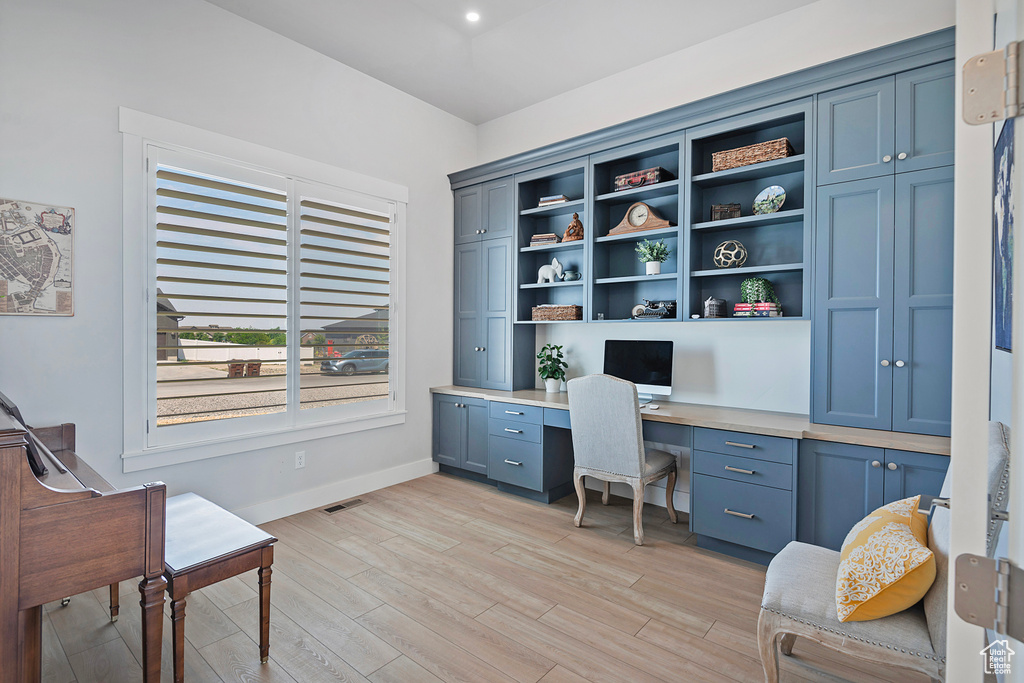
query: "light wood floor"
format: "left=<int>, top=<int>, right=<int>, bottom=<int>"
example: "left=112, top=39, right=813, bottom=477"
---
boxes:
left=43, top=472, right=932, bottom=683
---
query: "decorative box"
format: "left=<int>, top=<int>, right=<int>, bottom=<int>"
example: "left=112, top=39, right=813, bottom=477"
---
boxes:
left=614, top=167, right=668, bottom=192
left=712, top=138, right=794, bottom=173
left=711, top=203, right=742, bottom=221
left=532, top=305, right=583, bottom=321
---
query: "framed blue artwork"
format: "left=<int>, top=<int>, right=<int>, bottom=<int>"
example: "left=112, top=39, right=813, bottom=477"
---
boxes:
left=994, top=117, right=1014, bottom=352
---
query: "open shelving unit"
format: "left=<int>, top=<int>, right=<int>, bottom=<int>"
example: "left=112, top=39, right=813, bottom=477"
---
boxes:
left=683, top=101, right=813, bottom=320
left=514, top=160, right=588, bottom=323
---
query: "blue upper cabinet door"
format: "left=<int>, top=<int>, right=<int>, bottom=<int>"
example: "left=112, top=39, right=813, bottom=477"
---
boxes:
left=797, top=440, right=885, bottom=551
left=462, top=399, right=490, bottom=475
left=895, top=62, right=955, bottom=174
left=812, top=177, right=896, bottom=430
left=816, top=76, right=896, bottom=185
left=882, top=449, right=949, bottom=506
left=453, top=242, right=482, bottom=387
left=480, top=239, right=512, bottom=390
left=891, top=167, right=954, bottom=436
left=433, top=394, right=463, bottom=468
left=454, top=185, right=483, bottom=245
left=482, top=178, right=514, bottom=240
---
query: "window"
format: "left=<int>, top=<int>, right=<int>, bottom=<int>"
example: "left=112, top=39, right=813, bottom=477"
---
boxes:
left=138, top=141, right=403, bottom=452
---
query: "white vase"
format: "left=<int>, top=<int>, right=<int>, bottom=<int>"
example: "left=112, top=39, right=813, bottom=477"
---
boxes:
left=646, top=261, right=661, bottom=275
left=544, top=378, right=561, bottom=393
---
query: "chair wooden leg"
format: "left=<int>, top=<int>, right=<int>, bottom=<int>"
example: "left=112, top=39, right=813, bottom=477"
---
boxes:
left=601, top=481, right=611, bottom=505
left=631, top=482, right=645, bottom=545
left=779, top=632, right=796, bottom=656
left=170, top=596, right=187, bottom=683
left=665, top=468, right=678, bottom=524
left=109, top=583, right=119, bottom=622
left=757, top=609, right=782, bottom=683
left=258, top=546, right=274, bottom=664
left=573, top=472, right=587, bottom=528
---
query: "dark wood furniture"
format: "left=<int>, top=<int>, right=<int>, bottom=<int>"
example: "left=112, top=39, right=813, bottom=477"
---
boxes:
left=0, top=414, right=166, bottom=683
left=164, top=493, right=277, bottom=683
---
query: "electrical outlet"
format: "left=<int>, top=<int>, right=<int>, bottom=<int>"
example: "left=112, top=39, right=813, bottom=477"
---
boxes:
left=295, top=451, right=305, bottom=469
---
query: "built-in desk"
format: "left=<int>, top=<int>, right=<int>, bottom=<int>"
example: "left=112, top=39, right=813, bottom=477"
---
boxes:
left=430, top=385, right=951, bottom=563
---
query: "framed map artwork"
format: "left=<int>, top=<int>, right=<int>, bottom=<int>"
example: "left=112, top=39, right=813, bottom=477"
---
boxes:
left=0, top=198, right=74, bottom=315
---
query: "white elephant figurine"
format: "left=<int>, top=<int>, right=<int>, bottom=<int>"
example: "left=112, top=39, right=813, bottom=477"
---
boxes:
left=537, top=257, right=563, bottom=284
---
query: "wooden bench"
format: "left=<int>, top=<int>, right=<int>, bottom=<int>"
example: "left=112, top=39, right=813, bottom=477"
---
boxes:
left=164, top=493, right=276, bottom=683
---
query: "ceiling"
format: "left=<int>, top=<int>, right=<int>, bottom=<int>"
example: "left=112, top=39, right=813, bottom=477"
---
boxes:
left=205, top=0, right=820, bottom=125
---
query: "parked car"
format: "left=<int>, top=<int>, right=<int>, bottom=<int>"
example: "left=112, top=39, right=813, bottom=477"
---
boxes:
left=320, top=349, right=389, bottom=375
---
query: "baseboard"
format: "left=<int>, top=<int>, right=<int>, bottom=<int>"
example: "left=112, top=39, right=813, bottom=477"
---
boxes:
left=230, top=458, right=438, bottom=525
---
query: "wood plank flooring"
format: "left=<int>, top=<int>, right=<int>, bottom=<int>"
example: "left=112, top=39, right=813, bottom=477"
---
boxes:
left=44, top=473, right=932, bottom=683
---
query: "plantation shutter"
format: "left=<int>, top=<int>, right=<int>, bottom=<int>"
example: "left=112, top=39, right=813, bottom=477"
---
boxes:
left=298, top=184, right=393, bottom=412
left=153, top=154, right=289, bottom=427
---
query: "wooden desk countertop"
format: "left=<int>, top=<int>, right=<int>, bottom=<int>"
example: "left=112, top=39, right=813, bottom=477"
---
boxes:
left=429, top=385, right=951, bottom=456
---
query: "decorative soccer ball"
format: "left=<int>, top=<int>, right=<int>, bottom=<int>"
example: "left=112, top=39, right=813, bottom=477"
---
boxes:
left=713, top=240, right=748, bottom=268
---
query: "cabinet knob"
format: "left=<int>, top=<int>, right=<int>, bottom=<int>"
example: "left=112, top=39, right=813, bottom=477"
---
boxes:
left=475, top=229, right=481, bottom=234
left=897, top=152, right=908, bottom=160
left=888, top=462, right=898, bottom=471
left=479, top=347, right=485, bottom=352
left=895, top=360, right=905, bottom=368
left=480, top=229, right=487, bottom=233
left=882, top=154, right=893, bottom=163
left=871, top=460, right=881, bottom=468
left=880, top=359, right=890, bottom=367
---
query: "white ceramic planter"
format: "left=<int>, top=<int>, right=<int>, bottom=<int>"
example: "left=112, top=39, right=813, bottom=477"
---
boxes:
left=544, top=378, right=561, bottom=393
left=646, top=261, right=661, bottom=275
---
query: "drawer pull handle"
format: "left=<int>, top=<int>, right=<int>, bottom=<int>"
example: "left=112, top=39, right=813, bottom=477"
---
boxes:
left=724, top=465, right=756, bottom=475
left=504, top=428, right=523, bottom=434
left=505, top=410, right=524, bottom=415
left=504, top=459, right=523, bottom=466
left=724, top=508, right=755, bottom=519
left=725, top=441, right=755, bottom=449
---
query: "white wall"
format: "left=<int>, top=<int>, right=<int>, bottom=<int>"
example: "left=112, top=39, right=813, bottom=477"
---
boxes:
left=481, top=0, right=954, bottom=414
left=0, top=0, right=475, bottom=520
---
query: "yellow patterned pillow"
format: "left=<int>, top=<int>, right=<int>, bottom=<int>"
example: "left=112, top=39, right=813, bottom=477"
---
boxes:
left=835, top=495, right=935, bottom=622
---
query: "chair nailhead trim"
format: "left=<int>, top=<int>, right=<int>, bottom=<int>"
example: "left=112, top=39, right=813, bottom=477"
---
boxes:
left=760, top=606, right=946, bottom=664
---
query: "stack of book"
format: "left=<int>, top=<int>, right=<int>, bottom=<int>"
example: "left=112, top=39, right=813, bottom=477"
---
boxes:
left=530, top=233, right=560, bottom=247
left=733, top=302, right=781, bottom=317
left=538, top=194, right=568, bottom=207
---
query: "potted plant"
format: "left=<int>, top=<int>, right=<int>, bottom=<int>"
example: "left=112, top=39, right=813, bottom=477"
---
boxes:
left=537, top=343, right=567, bottom=393
left=635, top=239, right=670, bottom=275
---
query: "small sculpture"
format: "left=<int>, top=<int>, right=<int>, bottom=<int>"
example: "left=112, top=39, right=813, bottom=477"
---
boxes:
left=703, top=296, right=725, bottom=318
left=562, top=212, right=584, bottom=242
left=713, top=239, right=748, bottom=268
left=537, top=257, right=563, bottom=284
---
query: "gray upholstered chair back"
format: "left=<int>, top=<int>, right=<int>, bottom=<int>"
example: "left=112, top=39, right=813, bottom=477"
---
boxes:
left=566, top=374, right=645, bottom=477
left=922, top=421, right=1010, bottom=661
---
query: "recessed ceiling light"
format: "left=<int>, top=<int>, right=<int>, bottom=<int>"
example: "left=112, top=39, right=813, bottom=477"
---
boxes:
left=466, top=11, right=480, bottom=22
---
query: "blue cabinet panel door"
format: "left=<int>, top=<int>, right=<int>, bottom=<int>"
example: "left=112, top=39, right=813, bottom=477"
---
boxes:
left=816, top=77, right=895, bottom=185
left=895, top=63, right=955, bottom=173
left=891, top=167, right=954, bottom=436
left=484, top=178, right=514, bottom=240
left=453, top=242, right=482, bottom=387
left=432, top=394, right=462, bottom=468
left=481, top=240, right=512, bottom=390
left=463, top=400, right=490, bottom=475
left=454, top=185, right=482, bottom=244
left=882, top=449, right=949, bottom=506
left=812, top=177, right=896, bottom=430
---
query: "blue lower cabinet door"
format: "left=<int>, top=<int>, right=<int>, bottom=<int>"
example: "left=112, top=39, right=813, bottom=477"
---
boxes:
left=691, top=474, right=793, bottom=554
left=462, top=400, right=489, bottom=475
left=432, top=395, right=462, bottom=468
left=882, top=449, right=949, bottom=506
left=891, top=167, right=954, bottom=437
left=797, top=440, right=885, bottom=551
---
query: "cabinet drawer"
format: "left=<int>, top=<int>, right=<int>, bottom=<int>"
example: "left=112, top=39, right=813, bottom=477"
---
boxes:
left=692, top=450, right=793, bottom=491
left=490, top=401, right=543, bottom=424
left=692, top=474, right=793, bottom=554
left=692, top=428, right=794, bottom=464
left=488, top=418, right=541, bottom=443
left=544, top=408, right=571, bottom=429
left=487, top=436, right=543, bottom=490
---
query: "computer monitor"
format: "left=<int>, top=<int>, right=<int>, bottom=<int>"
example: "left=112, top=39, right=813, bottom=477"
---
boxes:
left=603, top=340, right=674, bottom=400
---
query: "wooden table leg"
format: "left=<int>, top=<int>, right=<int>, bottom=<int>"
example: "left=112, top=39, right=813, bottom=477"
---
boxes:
left=258, top=545, right=274, bottom=664
left=108, top=583, right=119, bottom=622
left=17, top=606, right=42, bottom=683
left=170, top=595, right=187, bottom=683
left=139, top=575, right=166, bottom=683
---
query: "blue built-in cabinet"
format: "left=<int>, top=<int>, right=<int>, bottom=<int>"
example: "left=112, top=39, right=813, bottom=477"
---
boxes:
left=812, top=61, right=954, bottom=437
left=432, top=393, right=489, bottom=475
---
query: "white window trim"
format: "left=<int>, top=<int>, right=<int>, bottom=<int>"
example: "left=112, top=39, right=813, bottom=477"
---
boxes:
left=120, top=107, right=408, bottom=471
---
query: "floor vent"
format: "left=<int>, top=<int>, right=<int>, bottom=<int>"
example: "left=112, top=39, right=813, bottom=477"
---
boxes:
left=322, top=498, right=365, bottom=514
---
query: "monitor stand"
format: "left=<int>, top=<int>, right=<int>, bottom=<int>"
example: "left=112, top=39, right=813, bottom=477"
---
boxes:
left=638, top=393, right=654, bottom=405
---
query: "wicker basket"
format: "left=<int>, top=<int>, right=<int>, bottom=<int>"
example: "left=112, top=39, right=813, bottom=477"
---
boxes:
left=712, top=138, right=794, bottom=173
left=532, top=305, right=583, bottom=321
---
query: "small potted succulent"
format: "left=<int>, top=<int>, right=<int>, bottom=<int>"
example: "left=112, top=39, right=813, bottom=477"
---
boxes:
left=635, top=239, right=670, bottom=275
left=537, top=343, right=567, bottom=393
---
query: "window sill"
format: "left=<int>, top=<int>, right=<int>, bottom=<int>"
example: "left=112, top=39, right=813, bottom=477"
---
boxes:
left=121, top=410, right=407, bottom=473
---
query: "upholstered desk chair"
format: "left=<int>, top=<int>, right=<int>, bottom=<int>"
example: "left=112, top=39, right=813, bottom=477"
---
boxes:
left=757, top=421, right=1011, bottom=683
left=566, top=374, right=677, bottom=545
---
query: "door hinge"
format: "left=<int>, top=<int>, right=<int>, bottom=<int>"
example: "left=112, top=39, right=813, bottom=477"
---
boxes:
left=963, top=41, right=1022, bottom=124
left=954, top=554, right=1024, bottom=640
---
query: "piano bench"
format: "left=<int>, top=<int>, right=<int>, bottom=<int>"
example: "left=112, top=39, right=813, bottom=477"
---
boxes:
left=163, top=493, right=277, bottom=683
